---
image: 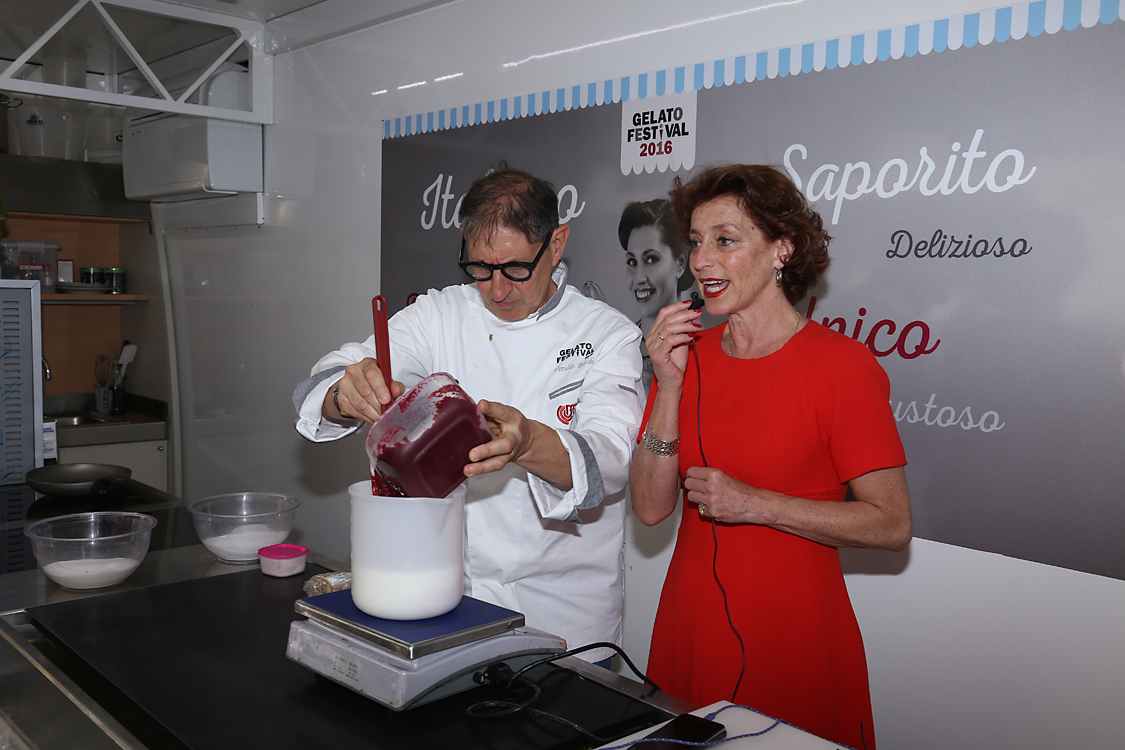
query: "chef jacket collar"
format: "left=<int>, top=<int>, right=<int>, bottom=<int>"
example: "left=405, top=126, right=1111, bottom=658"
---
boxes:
left=535, top=261, right=568, bottom=320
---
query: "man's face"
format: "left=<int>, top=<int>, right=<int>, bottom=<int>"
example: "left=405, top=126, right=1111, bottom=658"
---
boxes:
left=464, top=225, right=567, bottom=322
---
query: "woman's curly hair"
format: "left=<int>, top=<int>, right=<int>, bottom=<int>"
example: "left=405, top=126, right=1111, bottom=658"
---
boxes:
left=669, top=164, right=831, bottom=304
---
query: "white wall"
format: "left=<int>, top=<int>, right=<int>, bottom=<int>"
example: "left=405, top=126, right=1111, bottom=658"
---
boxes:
left=163, top=2, right=1125, bottom=748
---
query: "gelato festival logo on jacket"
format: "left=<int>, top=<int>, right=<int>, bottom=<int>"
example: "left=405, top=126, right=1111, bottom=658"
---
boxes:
left=557, top=403, right=577, bottom=425
left=557, top=342, right=593, bottom=364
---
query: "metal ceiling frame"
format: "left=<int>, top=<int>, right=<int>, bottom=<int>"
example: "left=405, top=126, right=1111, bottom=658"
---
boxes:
left=0, top=0, right=273, bottom=124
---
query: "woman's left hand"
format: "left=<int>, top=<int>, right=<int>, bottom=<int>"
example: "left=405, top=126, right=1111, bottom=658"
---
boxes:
left=684, top=466, right=768, bottom=524
left=684, top=464, right=913, bottom=551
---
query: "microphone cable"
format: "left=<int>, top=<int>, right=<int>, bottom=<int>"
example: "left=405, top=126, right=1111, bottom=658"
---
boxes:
left=690, top=336, right=747, bottom=703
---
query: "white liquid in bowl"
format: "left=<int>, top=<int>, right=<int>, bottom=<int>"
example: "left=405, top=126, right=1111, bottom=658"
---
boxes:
left=42, top=558, right=141, bottom=589
left=204, top=524, right=289, bottom=561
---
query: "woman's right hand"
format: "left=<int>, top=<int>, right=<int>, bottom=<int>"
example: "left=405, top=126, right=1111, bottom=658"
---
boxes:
left=324, top=357, right=404, bottom=424
left=646, top=300, right=703, bottom=392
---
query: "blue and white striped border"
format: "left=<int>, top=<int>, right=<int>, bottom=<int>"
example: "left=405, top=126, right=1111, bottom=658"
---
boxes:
left=384, top=0, right=1122, bottom=139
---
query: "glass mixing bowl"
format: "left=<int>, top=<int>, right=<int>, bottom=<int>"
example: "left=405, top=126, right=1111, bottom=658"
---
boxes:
left=187, top=493, right=299, bottom=563
left=25, top=512, right=157, bottom=590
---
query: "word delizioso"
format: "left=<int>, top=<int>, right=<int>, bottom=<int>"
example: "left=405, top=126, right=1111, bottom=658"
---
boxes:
left=887, top=229, right=1032, bottom=259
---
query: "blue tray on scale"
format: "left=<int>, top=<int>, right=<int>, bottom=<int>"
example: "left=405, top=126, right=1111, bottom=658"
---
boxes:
left=294, top=590, right=525, bottom=658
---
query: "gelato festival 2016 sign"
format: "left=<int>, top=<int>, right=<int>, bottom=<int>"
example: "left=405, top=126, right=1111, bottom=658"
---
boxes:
left=381, top=19, right=1125, bottom=581
left=621, top=91, right=697, bottom=174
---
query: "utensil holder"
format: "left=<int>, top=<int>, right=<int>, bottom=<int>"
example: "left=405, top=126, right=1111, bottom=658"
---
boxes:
left=111, top=385, right=125, bottom=416
left=94, top=385, right=112, bottom=413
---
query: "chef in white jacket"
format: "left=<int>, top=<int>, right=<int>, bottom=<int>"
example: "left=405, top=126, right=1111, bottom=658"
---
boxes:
left=293, top=167, right=644, bottom=666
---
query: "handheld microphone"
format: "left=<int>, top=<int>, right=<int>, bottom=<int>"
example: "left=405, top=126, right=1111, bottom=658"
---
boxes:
left=689, top=291, right=705, bottom=310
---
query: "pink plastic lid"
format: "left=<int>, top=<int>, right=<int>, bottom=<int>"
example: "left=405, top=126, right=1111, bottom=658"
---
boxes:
left=258, top=543, right=308, bottom=560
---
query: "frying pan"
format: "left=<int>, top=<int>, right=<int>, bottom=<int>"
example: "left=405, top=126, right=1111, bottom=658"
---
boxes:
left=26, top=463, right=132, bottom=498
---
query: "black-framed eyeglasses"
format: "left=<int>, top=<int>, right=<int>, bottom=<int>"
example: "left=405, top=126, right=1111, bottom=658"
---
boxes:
left=458, top=232, right=552, bottom=282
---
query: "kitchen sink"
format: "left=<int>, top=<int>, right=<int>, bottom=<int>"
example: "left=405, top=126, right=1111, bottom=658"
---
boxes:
left=46, top=412, right=128, bottom=427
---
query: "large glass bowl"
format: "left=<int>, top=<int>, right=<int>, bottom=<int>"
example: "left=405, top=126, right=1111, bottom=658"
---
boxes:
left=25, top=512, right=157, bottom=590
left=187, top=493, right=299, bottom=563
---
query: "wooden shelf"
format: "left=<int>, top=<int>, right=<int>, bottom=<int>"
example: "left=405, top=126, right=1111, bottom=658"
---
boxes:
left=8, top=211, right=149, bottom=225
left=4, top=210, right=157, bottom=394
left=43, top=293, right=149, bottom=304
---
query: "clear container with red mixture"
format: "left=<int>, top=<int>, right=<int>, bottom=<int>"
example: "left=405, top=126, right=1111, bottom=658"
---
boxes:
left=365, top=372, right=493, bottom=498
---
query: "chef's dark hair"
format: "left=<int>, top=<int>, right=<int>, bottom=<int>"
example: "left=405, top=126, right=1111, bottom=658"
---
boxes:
left=460, top=163, right=558, bottom=246
left=670, top=163, right=831, bottom=305
left=617, top=198, right=694, bottom=294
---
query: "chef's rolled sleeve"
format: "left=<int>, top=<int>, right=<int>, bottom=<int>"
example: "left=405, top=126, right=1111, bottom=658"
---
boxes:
left=292, top=340, right=379, bottom=442
left=528, top=331, right=644, bottom=523
left=293, top=302, right=436, bottom=442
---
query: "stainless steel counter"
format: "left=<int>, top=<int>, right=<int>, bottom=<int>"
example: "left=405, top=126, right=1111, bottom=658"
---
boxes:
left=0, top=543, right=346, bottom=617
left=46, top=393, right=170, bottom=448
left=54, top=411, right=168, bottom=448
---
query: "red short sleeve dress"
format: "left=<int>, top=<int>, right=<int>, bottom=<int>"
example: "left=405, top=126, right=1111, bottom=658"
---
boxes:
left=642, top=321, right=906, bottom=750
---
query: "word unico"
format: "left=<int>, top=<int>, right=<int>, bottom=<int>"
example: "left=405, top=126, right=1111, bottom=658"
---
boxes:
left=783, top=129, right=1037, bottom=224
left=805, top=297, right=939, bottom=360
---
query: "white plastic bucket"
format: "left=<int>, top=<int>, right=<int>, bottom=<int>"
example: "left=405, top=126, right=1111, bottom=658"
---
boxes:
left=16, top=97, right=66, bottom=159
left=348, top=480, right=465, bottom=620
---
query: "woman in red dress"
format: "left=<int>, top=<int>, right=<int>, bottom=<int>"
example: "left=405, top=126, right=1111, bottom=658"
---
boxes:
left=630, top=165, right=913, bottom=750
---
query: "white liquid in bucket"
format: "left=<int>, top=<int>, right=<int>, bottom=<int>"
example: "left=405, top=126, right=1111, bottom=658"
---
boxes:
left=348, top=480, right=465, bottom=620
left=42, top=558, right=140, bottom=589
left=351, top=564, right=462, bottom=620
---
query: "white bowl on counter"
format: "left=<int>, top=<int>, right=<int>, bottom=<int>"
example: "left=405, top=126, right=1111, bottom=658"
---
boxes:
left=25, top=512, right=157, bottom=590
left=187, top=493, right=299, bottom=563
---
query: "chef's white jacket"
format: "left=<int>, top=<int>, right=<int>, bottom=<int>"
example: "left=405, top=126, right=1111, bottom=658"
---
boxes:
left=294, top=263, right=644, bottom=662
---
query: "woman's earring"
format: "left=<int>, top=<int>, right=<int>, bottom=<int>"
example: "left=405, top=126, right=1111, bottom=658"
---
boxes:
left=775, top=267, right=783, bottom=286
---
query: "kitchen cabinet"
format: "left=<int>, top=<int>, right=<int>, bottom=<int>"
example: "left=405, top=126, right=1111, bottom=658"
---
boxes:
left=58, top=439, right=168, bottom=492
left=2, top=210, right=155, bottom=395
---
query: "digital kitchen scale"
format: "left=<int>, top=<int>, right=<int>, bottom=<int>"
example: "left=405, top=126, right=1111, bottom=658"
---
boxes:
left=286, top=590, right=566, bottom=711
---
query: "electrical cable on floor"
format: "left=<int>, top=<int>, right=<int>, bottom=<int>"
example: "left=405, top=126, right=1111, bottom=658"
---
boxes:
left=691, top=340, right=747, bottom=703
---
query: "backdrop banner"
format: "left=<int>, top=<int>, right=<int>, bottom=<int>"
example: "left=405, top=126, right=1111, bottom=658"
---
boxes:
left=381, top=20, right=1125, bottom=581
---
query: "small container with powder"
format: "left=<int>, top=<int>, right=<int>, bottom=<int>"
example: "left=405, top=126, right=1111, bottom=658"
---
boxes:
left=258, top=543, right=309, bottom=577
